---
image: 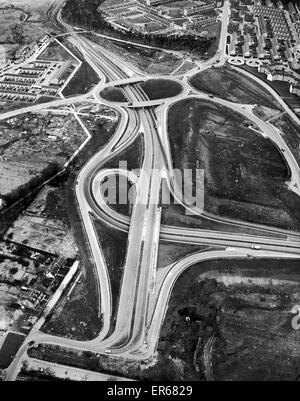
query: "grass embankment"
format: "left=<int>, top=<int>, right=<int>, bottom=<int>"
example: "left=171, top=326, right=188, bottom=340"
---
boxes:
left=58, top=38, right=100, bottom=97
left=140, top=79, right=182, bottom=100
left=190, top=66, right=281, bottom=110
left=167, top=98, right=300, bottom=231
left=100, top=87, right=128, bottom=103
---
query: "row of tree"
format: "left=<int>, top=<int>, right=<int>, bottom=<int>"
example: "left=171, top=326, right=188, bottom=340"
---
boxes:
left=2, top=163, right=60, bottom=207
left=62, top=0, right=214, bottom=55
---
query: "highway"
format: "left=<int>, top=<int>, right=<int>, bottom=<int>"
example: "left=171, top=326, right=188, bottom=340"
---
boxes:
left=57, top=13, right=170, bottom=354
left=3, top=0, right=300, bottom=381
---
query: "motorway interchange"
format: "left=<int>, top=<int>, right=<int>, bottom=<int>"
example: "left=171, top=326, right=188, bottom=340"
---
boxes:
left=4, top=0, right=300, bottom=380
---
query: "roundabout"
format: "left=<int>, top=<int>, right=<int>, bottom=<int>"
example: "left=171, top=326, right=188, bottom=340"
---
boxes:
left=228, top=57, right=244, bottom=66
left=246, top=59, right=262, bottom=68
left=98, top=76, right=187, bottom=108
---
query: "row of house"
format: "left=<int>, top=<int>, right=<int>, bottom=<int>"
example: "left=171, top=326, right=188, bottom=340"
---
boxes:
left=254, top=4, right=291, bottom=40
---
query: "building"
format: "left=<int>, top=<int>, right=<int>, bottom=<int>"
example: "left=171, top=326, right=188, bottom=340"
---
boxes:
left=258, top=14, right=268, bottom=37
left=50, top=61, right=72, bottom=85
left=243, top=41, right=251, bottom=57
left=229, top=41, right=237, bottom=55
left=288, top=1, right=296, bottom=15
left=285, top=47, right=293, bottom=62
left=183, top=1, right=216, bottom=16
left=290, top=83, right=300, bottom=96
left=254, top=4, right=292, bottom=40
left=183, top=13, right=217, bottom=30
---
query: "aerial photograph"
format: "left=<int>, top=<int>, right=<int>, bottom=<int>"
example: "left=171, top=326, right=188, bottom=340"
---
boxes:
left=0, top=0, right=299, bottom=387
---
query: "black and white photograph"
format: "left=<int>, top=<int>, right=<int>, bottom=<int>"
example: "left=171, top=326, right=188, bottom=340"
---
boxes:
left=0, top=0, right=299, bottom=387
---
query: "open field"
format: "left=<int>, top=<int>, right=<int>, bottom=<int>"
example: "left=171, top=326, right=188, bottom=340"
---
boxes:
left=62, top=62, right=99, bottom=97
left=104, top=176, right=135, bottom=217
left=0, top=7, right=27, bottom=46
left=0, top=161, right=54, bottom=200
left=0, top=4, right=47, bottom=58
left=94, top=219, right=128, bottom=327
left=0, top=110, right=87, bottom=207
left=102, top=133, right=143, bottom=215
left=155, top=258, right=300, bottom=381
left=0, top=101, right=32, bottom=114
left=4, top=184, right=79, bottom=259
left=160, top=187, right=285, bottom=237
left=174, top=61, right=196, bottom=76
left=100, top=87, right=128, bottom=103
left=190, top=66, right=281, bottom=109
left=27, top=258, right=300, bottom=381
left=37, top=40, right=74, bottom=62
left=57, top=37, right=100, bottom=97
left=140, top=79, right=182, bottom=100
left=104, top=133, right=144, bottom=172
left=6, top=213, right=78, bottom=259
left=201, top=22, right=222, bottom=58
left=0, top=111, right=86, bottom=165
left=168, top=98, right=300, bottom=230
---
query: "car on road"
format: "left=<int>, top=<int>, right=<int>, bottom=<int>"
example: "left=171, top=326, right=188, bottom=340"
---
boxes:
left=251, top=245, right=261, bottom=250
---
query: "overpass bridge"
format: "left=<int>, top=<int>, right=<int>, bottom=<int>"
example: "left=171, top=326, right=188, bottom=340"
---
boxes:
left=104, top=76, right=147, bottom=88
